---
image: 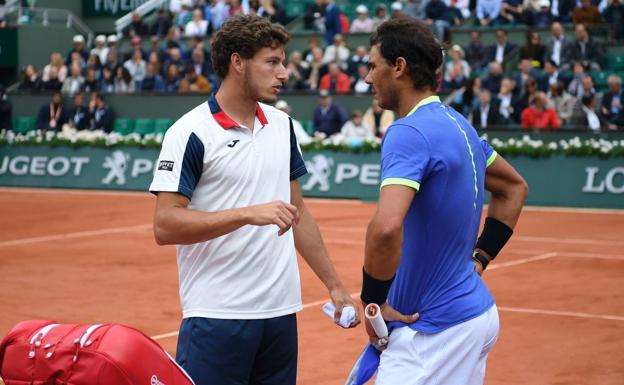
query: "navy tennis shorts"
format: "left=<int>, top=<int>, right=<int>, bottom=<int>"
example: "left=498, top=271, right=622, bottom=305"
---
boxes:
left=175, top=314, right=297, bottom=385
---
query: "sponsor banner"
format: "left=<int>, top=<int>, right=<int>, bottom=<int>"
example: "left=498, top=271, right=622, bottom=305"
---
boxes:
left=82, top=0, right=150, bottom=18
left=0, top=145, right=622, bottom=208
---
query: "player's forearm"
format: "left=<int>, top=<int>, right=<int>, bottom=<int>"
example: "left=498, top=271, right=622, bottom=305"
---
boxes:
left=363, top=216, right=403, bottom=280
left=487, top=180, right=528, bottom=229
left=293, top=206, right=344, bottom=292
left=154, top=205, right=250, bottom=245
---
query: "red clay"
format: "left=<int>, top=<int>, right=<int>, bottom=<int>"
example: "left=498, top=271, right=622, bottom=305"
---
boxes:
left=1, top=189, right=623, bottom=384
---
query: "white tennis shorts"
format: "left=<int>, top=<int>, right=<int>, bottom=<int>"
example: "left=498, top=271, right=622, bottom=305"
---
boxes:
left=375, top=305, right=499, bottom=385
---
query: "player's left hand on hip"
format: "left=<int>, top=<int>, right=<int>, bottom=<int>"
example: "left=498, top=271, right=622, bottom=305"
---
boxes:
left=329, top=287, right=361, bottom=328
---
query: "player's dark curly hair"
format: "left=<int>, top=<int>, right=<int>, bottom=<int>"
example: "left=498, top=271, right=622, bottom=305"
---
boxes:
left=211, top=15, right=290, bottom=79
left=370, top=18, right=443, bottom=91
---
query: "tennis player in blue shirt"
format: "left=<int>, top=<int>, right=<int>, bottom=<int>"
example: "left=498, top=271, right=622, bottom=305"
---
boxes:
left=358, top=18, right=528, bottom=385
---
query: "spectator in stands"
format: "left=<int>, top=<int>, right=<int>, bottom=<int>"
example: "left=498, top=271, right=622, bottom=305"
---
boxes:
left=40, top=67, right=63, bottom=92
left=603, top=0, right=624, bottom=42
left=520, top=31, right=547, bottom=68
left=91, top=35, right=109, bottom=65
left=148, top=51, right=163, bottom=76
left=425, top=0, right=451, bottom=41
left=138, top=62, right=166, bottom=92
left=88, top=92, right=114, bottom=132
left=347, top=46, right=369, bottom=78
left=164, top=26, right=186, bottom=52
left=185, top=8, right=210, bottom=38
left=497, top=77, right=520, bottom=123
left=571, top=23, right=605, bottom=70
left=0, top=86, right=12, bottom=132
left=190, top=46, right=216, bottom=88
left=549, top=0, right=575, bottom=22
left=18, top=64, right=41, bottom=92
left=513, top=59, right=537, bottom=97
left=42, top=53, right=68, bottom=84
left=482, top=61, right=505, bottom=94
left=82, top=68, right=100, bottom=94
left=312, top=90, right=348, bottom=136
left=106, top=35, right=119, bottom=61
left=179, top=65, right=211, bottom=93
left=174, top=2, right=194, bottom=28
left=147, top=36, right=165, bottom=63
left=352, top=64, right=371, bottom=94
left=323, top=0, right=342, bottom=45
left=99, top=67, right=115, bottom=94
left=600, top=74, right=624, bottom=127
left=319, top=62, right=351, bottom=94
left=65, top=35, right=89, bottom=67
left=403, top=0, right=425, bottom=19
left=499, top=0, right=526, bottom=24
left=340, top=110, right=374, bottom=141
left=449, top=0, right=471, bottom=18
left=284, top=51, right=310, bottom=91
left=517, top=76, right=539, bottom=113
left=372, top=4, right=390, bottom=29
left=67, top=92, right=89, bottom=130
left=275, top=100, right=312, bottom=144
left=538, top=59, right=568, bottom=92
left=306, top=47, right=326, bottom=90
left=572, top=93, right=603, bottom=130
left=114, top=66, right=135, bottom=93
left=61, top=62, right=84, bottom=96
left=163, top=47, right=186, bottom=77
left=548, top=80, right=576, bottom=125
left=322, top=34, right=350, bottom=71
left=531, top=0, right=553, bottom=27
left=124, top=49, right=147, bottom=84
left=350, top=5, right=374, bottom=33
left=443, top=45, right=471, bottom=90
left=572, top=0, right=602, bottom=25
left=163, top=63, right=182, bottom=93
left=363, top=97, right=395, bottom=137
left=151, top=9, right=173, bottom=37
left=476, top=0, right=502, bottom=26
left=86, top=54, right=103, bottom=81
left=303, top=37, right=321, bottom=62
left=258, top=0, right=288, bottom=25
left=104, top=49, right=121, bottom=72
left=487, top=29, right=516, bottom=64
left=473, top=89, right=502, bottom=129
left=545, top=22, right=574, bottom=70
left=37, top=91, right=67, bottom=132
left=521, top=91, right=560, bottom=129
left=124, top=11, right=149, bottom=37
left=303, top=0, right=325, bottom=30
left=391, top=2, right=406, bottom=18
left=464, top=31, right=488, bottom=71
left=567, top=61, right=590, bottom=96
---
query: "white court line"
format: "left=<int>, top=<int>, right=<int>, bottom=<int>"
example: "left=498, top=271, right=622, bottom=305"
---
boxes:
left=497, top=306, right=624, bottom=322
left=487, top=252, right=558, bottom=270
left=0, top=224, right=152, bottom=247
left=513, top=235, right=624, bottom=247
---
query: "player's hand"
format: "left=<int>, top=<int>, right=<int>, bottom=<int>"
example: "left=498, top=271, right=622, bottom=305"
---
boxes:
left=247, top=200, right=299, bottom=236
left=329, top=287, right=361, bottom=328
left=474, top=259, right=485, bottom=276
left=364, top=302, right=419, bottom=351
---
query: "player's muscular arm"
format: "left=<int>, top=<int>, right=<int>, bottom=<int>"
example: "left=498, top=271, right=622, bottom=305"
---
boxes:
left=364, top=185, right=415, bottom=280
left=484, top=156, right=528, bottom=230
left=153, top=192, right=299, bottom=245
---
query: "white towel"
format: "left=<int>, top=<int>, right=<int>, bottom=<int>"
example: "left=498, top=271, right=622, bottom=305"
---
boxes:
left=322, top=302, right=358, bottom=328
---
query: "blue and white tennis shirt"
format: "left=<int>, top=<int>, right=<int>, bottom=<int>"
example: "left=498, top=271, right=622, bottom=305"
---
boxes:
left=381, top=96, right=498, bottom=333
left=150, top=94, right=307, bottom=320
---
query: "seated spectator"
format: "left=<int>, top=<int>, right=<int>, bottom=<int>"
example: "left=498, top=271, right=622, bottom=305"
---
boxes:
left=150, top=9, right=172, bottom=38
left=164, top=63, right=182, bottom=93
left=363, top=97, right=395, bottom=137
left=67, top=92, right=89, bottom=130
left=549, top=0, right=574, bottom=22
left=322, top=34, right=350, bottom=71
left=571, top=23, right=605, bottom=71
left=603, top=0, right=624, bottom=41
left=114, top=66, right=135, bottom=93
left=476, top=0, right=502, bottom=26
left=185, top=8, right=209, bottom=38
left=65, top=35, right=89, bottom=67
left=372, top=4, right=390, bottom=29
left=319, top=62, right=351, bottom=94
left=61, top=62, right=84, bottom=96
left=104, top=49, right=121, bottom=72
left=465, top=31, right=488, bottom=71
left=473, top=89, right=502, bottom=129
left=487, top=29, right=516, bottom=64
left=18, top=64, right=41, bottom=92
left=190, top=46, right=218, bottom=89
left=40, top=67, right=63, bottom=91
left=179, top=66, right=211, bottom=93
left=499, top=0, right=526, bottom=24
left=352, top=64, right=371, bottom=94
left=91, top=35, right=109, bottom=66
left=545, top=22, right=574, bottom=70
left=443, top=45, right=471, bottom=90
left=516, top=76, right=539, bottom=114
left=284, top=51, right=310, bottom=91
left=124, top=11, right=148, bottom=37
left=572, top=0, right=602, bottom=25
left=106, top=35, right=119, bottom=63
left=258, top=0, right=288, bottom=25
left=404, top=0, right=427, bottom=19
left=391, top=1, right=406, bottom=18
left=520, top=31, right=546, bottom=68
left=147, top=51, right=163, bottom=77
left=341, top=110, right=374, bottom=141
left=42, top=53, right=68, bottom=84
left=88, top=92, right=114, bottom=132
left=275, top=100, right=312, bottom=144
left=572, top=93, right=603, bottom=130
left=348, top=46, right=369, bottom=78
left=313, top=91, right=349, bottom=137
left=513, top=59, right=537, bottom=97
left=82, top=68, right=101, bottom=94
left=567, top=61, right=590, bottom=96
left=531, top=0, right=553, bottom=27
left=350, top=5, right=374, bottom=33
left=303, top=0, right=325, bottom=30
left=124, top=49, right=147, bottom=84
left=138, top=62, right=166, bottom=92
left=482, top=61, right=504, bottom=94
left=521, top=91, right=560, bottom=129
left=498, top=77, right=521, bottom=123
left=600, top=74, right=624, bottom=128
left=538, top=59, right=570, bottom=92
left=163, top=47, right=186, bottom=77
left=86, top=54, right=103, bottom=81
left=303, top=37, right=321, bottom=63
left=210, top=0, right=230, bottom=31
left=164, top=26, right=186, bottom=52
left=0, top=86, right=12, bottom=131
left=425, top=0, right=448, bottom=41
left=548, top=80, right=576, bottom=125
left=99, top=67, right=115, bottom=94
left=576, top=76, right=601, bottom=109
left=37, top=91, right=67, bottom=132
left=447, top=0, right=471, bottom=18
left=306, top=47, right=326, bottom=90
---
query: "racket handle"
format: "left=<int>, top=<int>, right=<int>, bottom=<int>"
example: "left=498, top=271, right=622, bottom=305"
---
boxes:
left=365, top=303, right=388, bottom=338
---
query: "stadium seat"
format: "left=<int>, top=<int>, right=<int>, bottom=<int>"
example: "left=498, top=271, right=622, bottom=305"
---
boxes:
left=133, top=118, right=155, bottom=135
left=113, top=119, right=134, bottom=135
left=13, top=117, right=36, bottom=133
left=590, top=70, right=610, bottom=90
left=606, top=52, right=624, bottom=71
left=154, top=118, right=174, bottom=134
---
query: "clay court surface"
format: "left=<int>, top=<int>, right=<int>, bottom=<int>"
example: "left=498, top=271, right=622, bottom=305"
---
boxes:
left=0, top=187, right=623, bottom=384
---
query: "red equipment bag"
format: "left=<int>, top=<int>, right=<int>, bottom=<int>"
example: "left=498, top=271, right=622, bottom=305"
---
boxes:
left=0, top=320, right=195, bottom=385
